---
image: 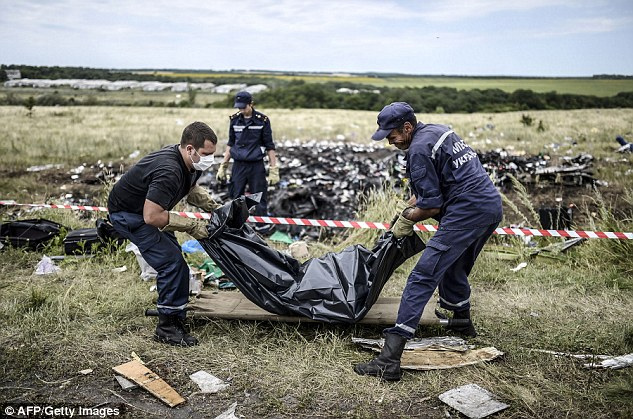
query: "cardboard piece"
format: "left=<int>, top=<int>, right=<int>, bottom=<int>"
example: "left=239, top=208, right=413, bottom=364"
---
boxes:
left=439, top=384, right=509, bottom=419
left=112, top=360, right=185, bottom=407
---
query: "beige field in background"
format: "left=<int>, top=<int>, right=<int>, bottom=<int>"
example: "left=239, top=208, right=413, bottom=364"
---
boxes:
left=1, top=106, right=632, bottom=169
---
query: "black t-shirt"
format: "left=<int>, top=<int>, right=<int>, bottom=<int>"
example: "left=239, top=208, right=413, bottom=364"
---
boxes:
left=107, top=144, right=201, bottom=214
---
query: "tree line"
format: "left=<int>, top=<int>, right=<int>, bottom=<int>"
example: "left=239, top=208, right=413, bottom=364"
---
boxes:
left=2, top=65, right=633, bottom=112
left=213, top=80, right=633, bottom=113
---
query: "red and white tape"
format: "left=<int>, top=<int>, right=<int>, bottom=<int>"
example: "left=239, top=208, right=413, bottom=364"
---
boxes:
left=1, top=201, right=632, bottom=240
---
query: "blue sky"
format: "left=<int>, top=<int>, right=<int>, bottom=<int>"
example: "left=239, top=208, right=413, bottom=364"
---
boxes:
left=1, top=0, right=632, bottom=76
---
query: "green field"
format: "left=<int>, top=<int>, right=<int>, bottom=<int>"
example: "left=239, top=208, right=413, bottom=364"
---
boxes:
left=152, top=71, right=633, bottom=97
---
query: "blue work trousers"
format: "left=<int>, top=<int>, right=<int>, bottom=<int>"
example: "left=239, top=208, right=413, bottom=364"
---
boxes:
left=109, top=212, right=190, bottom=318
left=229, top=160, right=268, bottom=215
left=386, top=223, right=498, bottom=338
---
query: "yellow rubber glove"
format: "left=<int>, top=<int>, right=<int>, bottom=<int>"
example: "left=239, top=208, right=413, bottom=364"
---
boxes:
left=267, top=166, right=280, bottom=186
left=391, top=214, right=416, bottom=238
left=187, top=185, right=220, bottom=212
left=216, top=162, right=229, bottom=183
left=160, top=214, right=209, bottom=240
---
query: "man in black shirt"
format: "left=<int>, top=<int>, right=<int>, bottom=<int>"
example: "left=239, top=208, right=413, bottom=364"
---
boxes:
left=108, top=121, right=219, bottom=346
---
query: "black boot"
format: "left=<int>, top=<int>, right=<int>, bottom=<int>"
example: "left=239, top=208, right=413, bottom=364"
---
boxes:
left=154, top=314, right=199, bottom=347
left=354, top=333, right=408, bottom=381
left=448, top=309, right=477, bottom=338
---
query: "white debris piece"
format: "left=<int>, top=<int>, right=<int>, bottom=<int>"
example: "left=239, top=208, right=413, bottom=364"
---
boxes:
left=511, top=262, right=528, bottom=272
left=214, top=401, right=238, bottom=419
left=439, top=384, right=509, bottom=419
left=584, top=353, right=633, bottom=370
left=190, top=370, right=230, bottom=393
left=35, top=256, right=61, bottom=275
left=125, top=242, right=157, bottom=281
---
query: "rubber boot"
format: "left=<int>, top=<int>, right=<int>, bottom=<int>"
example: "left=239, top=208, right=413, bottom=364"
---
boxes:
left=154, top=314, right=199, bottom=347
left=448, top=309, right=477, bottom=338
left=353, top=333, right=408, bottom=381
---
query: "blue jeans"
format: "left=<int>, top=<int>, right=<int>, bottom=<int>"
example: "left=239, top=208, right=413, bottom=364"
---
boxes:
left=109, top=212, right=190, bottom=318
left=385, top=223, right=498, bottom=338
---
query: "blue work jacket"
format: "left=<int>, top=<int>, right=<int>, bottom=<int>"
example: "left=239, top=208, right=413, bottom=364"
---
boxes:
left=406, top=122, right=502, bottom=230
left=228, top=109, right=275, bottom=162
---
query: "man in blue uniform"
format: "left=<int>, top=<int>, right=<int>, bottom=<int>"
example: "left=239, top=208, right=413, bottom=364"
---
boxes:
left=216, top=91, right=278, bottom=221
left=108, top=121, right=220, bottom=347
left=354, top=102, right=503, bottom=381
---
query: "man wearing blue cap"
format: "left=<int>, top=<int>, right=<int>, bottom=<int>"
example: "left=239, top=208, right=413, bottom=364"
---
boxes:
left=216, top=91, right=278, bottom=223
left=354, top=102, right=503, bottom=381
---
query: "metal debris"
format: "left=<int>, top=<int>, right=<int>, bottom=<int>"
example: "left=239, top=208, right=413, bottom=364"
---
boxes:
left=189, top=370, right=230, bottom=393
left=439, top=384, right=509, bottom=419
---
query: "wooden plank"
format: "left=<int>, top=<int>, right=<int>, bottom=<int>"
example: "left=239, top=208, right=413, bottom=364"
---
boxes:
left=112, top=360, right=185, bottom=407
left=189, top=292, right=438, bottom=325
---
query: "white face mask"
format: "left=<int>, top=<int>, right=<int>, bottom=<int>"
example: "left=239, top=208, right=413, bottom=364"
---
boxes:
left=191, top=149, right=215, bottom=171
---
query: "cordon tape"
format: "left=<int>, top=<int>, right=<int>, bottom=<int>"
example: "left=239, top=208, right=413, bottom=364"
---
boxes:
left=1, top=200, right=632, bottom=240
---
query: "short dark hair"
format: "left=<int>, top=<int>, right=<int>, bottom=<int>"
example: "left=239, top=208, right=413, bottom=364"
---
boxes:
left=180, top=121, right=217, bottom=148
left=396, top=115, right=417, bottom=132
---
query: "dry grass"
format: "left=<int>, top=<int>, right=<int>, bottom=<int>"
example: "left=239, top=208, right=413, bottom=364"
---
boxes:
left=1, top=106, right=633, bottom=418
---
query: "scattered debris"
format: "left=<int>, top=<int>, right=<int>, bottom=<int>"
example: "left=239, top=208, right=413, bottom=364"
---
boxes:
left=269, top=230, right=294, bottom=244
left=353, top=336, right=470, bottom=352
left=125, top=242, right=158, bottom=281
left=189, top=370, right=230, bottom=393
left=352, top=336, right=503, bottom=370
left=112, top=360, right=185, bottom=407
left=439, top=384, right=509, bottom=419
left=112, top=266, right=127, bottom=273
left=189, top=267, right=204, bottom=295
left=288, top=240, right=309, bottom=259
left=26, top=163, right=64, bottom=172
left=584, top=353, right=633, bottom=370
left=616, top=135, right=632, bottom=153
left=34, top=255, right=61, bottom=275
left=114, top=374, right=138, bottom=391
left=182, top=239, right=207, bottom=254
left=510, top=262, right=528, bottom=272
left=214, top=401, right=238, bottom=419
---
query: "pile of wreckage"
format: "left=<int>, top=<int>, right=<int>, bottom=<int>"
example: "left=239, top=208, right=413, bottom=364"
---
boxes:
left=29, top=140, right=603, bottom=237
left=200, top=141, right=601, bottom=236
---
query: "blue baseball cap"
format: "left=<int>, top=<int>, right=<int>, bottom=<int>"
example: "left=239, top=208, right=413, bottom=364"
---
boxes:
left=234, top=91, right=253, bottom=108
left=371, top=102, right=415, bottom=141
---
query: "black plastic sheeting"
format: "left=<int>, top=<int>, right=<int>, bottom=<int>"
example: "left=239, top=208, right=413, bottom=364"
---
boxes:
left=197, top=195, right=425, bottom=323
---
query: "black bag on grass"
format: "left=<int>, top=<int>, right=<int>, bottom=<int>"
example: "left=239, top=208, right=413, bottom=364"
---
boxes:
left=63, top=228, right=104, bottom=255
left=0, top=218, right=64, bottom=250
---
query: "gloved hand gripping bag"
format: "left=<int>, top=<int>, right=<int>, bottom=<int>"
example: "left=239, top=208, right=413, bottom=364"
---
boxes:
left=199, top=196, right=425, bottom=323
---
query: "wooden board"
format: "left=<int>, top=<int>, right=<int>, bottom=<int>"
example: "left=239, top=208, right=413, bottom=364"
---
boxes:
left=189, top=291, right=438, bottom=325
left=112, top=360, right=185, bottom=407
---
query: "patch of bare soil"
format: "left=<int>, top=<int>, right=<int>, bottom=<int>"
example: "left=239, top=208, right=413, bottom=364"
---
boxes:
left=1, top=378, right=449, bottom=418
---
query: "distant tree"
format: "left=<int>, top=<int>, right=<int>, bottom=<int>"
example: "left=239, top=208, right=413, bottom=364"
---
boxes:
left=24, top=96, right=35, bottom=117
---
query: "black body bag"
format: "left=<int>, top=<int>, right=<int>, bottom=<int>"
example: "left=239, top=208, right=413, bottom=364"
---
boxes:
left=197, top=196, right=425, bottom=323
